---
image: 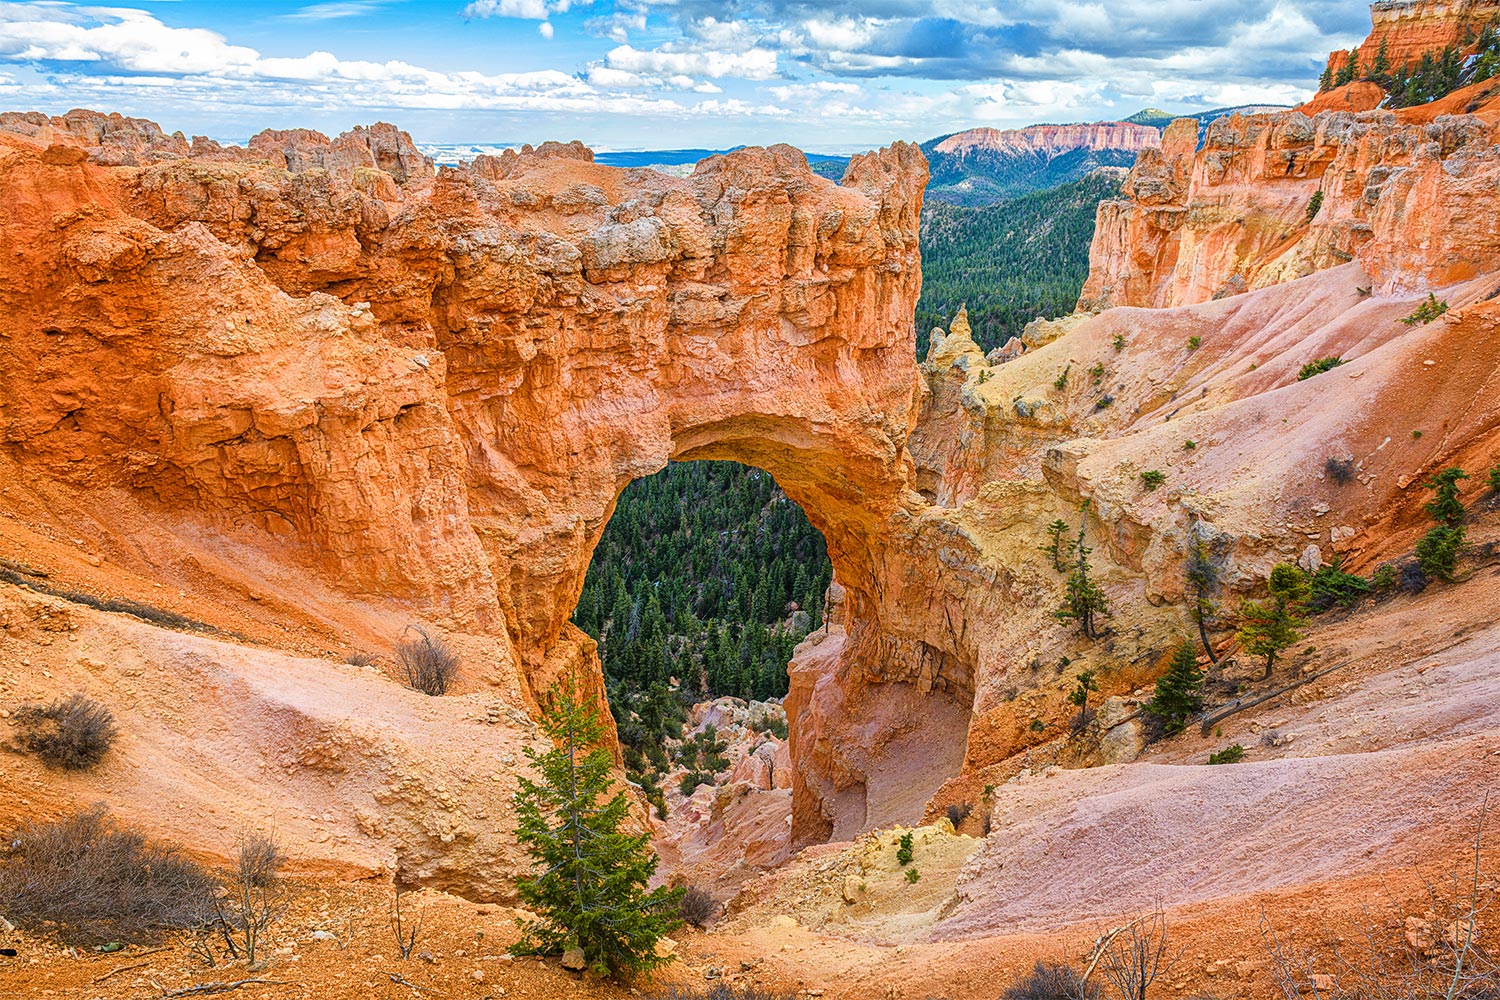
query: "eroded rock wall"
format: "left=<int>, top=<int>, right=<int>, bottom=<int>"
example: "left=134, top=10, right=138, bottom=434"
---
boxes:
left=0, top=109, right=933, bottom=855
left=1323, top=0, right=1500, bottom=78
left=1080, top=107, right=1500, bottom=310
left=5, top=105, right=1500, bottom=889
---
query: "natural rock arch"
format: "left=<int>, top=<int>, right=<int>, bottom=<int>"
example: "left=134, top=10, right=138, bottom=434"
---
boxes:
left=0, top=115, right=982, bottom=844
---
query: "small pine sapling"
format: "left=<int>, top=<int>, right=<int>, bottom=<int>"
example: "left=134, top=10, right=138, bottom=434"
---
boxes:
left=1067, top=669, right=1099, bottom=729
left=1145, top=641, right=1203, bottom=736
left=896, top=831, right=914, bottom=866
left=1235, top=563, right=1309, bottom=679
left=1039, top=518, right=1072, bottom=572
left=1055, top=518, right=1111, bottom=640
left=512, top=678, right=684, bottom=979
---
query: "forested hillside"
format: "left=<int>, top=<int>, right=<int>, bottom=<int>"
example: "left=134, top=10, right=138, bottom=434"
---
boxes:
left=573, top=461, right=828, bottom=813
left=920, top=141, right=1134, bottom=206
left=573, top=460, right=830, bottom=703
left=915, top=170, right=1122, bottom=355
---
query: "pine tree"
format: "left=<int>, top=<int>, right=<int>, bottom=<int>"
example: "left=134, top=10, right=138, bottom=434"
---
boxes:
left=1145, top=641, right=1203, bottom=736
left=1185, top=536, right=1221, bottom=663
left=1235, top=563, right=1309, bottom=679
left=1371, top=34, right=1391, bottom=83
left=1391, top=63, right=1410, bottom=104
left=1416, top=467, right=1470, bottom=580
left=1040, top=518, right=1072, bottom=571
left=1067, top=668, right=1099, bottom=729
left=513, top=678, right=683, bottom=979
left=1055, top=518, right=1110, bottom=639
left=1423, top=467, right=1469, bottom=526
left=1335, top=48, right=1359, bottom=86
left=1318, top=64, right=1333, bottom=92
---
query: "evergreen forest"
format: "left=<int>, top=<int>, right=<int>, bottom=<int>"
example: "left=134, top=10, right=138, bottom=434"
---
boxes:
left=914, top=170, right=1121, bottom=355
left=573, top=460, right=831, bottom=704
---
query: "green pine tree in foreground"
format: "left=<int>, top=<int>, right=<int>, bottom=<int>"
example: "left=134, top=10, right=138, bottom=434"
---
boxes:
left=513, top=678, right=683, bottom=979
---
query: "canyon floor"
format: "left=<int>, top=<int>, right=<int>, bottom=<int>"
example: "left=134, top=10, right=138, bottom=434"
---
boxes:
left=1, top=503, right=1496, bottom=999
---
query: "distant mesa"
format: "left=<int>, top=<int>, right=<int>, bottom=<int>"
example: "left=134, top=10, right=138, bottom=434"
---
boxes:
left=920, top=107, right=1291, bottom=205
left=930, top=121, right=1161, bottom=158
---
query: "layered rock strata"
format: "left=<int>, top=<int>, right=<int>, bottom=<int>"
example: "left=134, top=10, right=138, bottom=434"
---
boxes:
left=4, top=105, right=1500, bottom=894
left=933, top=123, right=1160, bottom=158
left=1080, top=105, right=1500, bottom=310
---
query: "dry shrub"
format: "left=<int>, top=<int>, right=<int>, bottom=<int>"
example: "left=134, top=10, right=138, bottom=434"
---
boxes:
left=237, top=831, right=284, bottom=889
left=344, top=651, right=378, bottom=667
left=641, top=988, right=793, bottom=1000
left=390, top=886, right=425, bottom=961
left=196, top=832, right=286, bottom=969
left=679, top=885, right=718, bottom=928
left=1261, top=802, right=1499, bottom=999
left=0, top=806, right=215, bottom=944
left=1001, top=960, right=1099, bottom=1000
left=1325, top=456, right=1357, bottom=485
left=395, top=627, right=459, bottom=696
left=946, top=802, right=973, bottom=828
left=1099, top=908, right=1180, bottom=999
left=8, top=693, right=118, bottom=770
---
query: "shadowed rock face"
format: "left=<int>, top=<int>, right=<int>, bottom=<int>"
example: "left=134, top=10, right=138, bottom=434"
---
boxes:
left=0, top=109, right=938, bottom=846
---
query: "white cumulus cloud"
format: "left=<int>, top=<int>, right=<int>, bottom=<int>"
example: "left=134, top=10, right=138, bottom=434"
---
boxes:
left=463, top=0, right=589, bottom=20
left=603, top=43, right=779, bottom=80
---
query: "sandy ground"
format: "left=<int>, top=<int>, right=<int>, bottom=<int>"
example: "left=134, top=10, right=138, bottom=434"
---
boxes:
left=672, top=542, right=1500, bottom=999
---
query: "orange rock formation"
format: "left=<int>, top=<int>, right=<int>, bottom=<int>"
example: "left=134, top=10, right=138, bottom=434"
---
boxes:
left=1323, top=0, right=1500, bottom=78
left=4, top=99, right=1500, bottom=898
left=1079, top=102, right=1500, bottom=309
left=0, top=108, right=936, bottom=855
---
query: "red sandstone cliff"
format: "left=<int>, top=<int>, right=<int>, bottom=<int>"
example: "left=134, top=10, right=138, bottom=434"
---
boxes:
left=1324, top=0, right=1500, bottom=78
left=1079, top=97, right=1500, bottom=310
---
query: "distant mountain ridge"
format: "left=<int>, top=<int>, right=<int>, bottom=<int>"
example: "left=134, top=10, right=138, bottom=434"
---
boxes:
left=421, top=142, right=850, bottom=174
left=921, top=106, right=1292, bottom=205
left=422, top=105, right=1293, bottom=205
left=1123, top=104, right=1294, bottom=128
left=932, top=121, right=1159, bottom=158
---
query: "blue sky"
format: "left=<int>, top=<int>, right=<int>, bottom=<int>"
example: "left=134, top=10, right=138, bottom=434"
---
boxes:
left=0, top=1, right=1370, bottom=150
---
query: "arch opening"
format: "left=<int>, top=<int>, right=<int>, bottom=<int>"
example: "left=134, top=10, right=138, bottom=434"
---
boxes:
left=571, top=458, right=832, bottom=825
left=557, top=434, right=978, bottom=864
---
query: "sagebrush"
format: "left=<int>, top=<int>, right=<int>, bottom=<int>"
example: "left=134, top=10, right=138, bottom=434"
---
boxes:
left=395, top=627, right=459, bottom=696
left=1001, top=960, right=1099, bottom=1000
left=640, top=988, right=793, bottom=1000
left=0, top=806, right=215, bottom=944
left=7, top=693, right=118, bottom=770
left=678, top=885, right=718, bottom=928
